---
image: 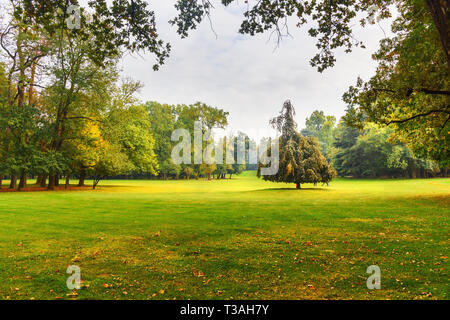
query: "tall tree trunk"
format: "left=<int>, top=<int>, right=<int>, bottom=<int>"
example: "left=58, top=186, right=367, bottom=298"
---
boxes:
left=18, top=171, right=27, bottom=190
left=65, top=176, right=70, bottom=189
left=9, top=175, right=17, bottom=189
left=55, top=175, right=59, bottom=187
left=48, top=175, right=55, bottom=190
left=425, top=0, right=450, bottom=66
left=28, top=59, right=38, bottom=105
left=0, top=175, right=3, bottom=189
left=40, top=175, right=47, bottom=187
left=78, top=170, right=86, bottom=186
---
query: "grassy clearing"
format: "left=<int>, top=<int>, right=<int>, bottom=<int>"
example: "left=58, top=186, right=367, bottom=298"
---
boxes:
left=0, top=172, right=448, bottom=300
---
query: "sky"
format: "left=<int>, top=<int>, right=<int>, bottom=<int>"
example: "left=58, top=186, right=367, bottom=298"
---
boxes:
left=119, top=1, right=394, bottom=139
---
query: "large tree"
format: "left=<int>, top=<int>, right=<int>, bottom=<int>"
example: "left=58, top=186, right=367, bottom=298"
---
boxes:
left=343, top=1, right=449, bottom=166
left=258, top=100, right=336, bottom=189
left=0, top=0, right=170, bottom=189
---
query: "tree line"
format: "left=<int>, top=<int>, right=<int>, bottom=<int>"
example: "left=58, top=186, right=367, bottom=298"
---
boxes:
left=301, top=110, right=448, bottom=179
left=1, top=0, right=448, bottom=189
left=0, top=1, right=236, bottom=190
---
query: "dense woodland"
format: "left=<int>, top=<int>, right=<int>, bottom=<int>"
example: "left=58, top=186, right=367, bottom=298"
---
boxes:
left=0, top=0, right=448, bottom=190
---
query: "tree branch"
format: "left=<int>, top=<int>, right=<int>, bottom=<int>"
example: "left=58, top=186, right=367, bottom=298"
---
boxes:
left=385, top=108, right=450, bottom=125
left=65, top=116, right=102, bottom=122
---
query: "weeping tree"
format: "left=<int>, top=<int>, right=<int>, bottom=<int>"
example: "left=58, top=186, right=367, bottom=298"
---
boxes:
left=258, top=100, right=336, bottom=189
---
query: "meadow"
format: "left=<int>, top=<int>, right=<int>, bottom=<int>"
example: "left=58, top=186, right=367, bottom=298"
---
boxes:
left=0, top=172, right=448, bottom=300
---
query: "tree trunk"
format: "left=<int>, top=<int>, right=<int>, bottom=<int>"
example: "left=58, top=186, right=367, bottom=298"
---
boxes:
left=296, top=183, right=301, bottom=189
left=65, top=176, right=70, bottom=189
left=47, top=175, right=55, bottom=190
left=9, top=175, right=17, bottom=189
left=0, top=175, right=2, bottom=189
left=18, top=171, right=27, bottom=190
left=28, top=59, right=38, bottom=105
left=40, top=175, right=47, bottom=187
left=93, top=179, right=100, bottom=190
left=78, top=170, right=86, bottom=186
left=55, top=175, right=59, bottom=187
left=425, top=0, right=450, bottom=66
left=36, top=175, right=43, bottom=186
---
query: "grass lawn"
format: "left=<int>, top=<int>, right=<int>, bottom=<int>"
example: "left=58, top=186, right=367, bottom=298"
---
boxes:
left=0, top=172, right=448, bottom=300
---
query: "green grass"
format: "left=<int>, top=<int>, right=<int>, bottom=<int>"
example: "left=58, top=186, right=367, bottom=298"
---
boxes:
left=0, top=172, right=448, bottom=300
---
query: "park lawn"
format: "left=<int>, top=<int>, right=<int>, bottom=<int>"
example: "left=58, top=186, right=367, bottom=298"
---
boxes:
left=0, top=172, right=448, bottom=300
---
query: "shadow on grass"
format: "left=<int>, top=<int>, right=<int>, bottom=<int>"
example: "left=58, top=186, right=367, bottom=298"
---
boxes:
left=251, top=187, right=331, bottom=192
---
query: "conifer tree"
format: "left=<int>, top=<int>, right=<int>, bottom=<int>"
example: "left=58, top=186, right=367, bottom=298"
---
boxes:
left=259, top=100, right=336, bottom=189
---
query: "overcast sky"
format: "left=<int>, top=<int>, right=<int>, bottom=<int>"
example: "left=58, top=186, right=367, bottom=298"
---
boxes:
left=119, top=1, right=393, bottom=138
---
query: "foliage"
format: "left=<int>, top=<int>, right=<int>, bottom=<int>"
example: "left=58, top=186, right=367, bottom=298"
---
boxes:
left=343, top=0, right=449, bottom=166
left=301, top=110, right=336, bottom=159
left=259, top=100, right=336, bottom=188
left=170, top=0, right=395, bottom=72
left=331, top=120, right=442, bottom=178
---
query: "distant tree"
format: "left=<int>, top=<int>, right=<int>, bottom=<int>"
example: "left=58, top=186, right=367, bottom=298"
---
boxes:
left=330, top=120, right=362, bottom=177
left=258, top=100, right=336, bottom=189
left=145, top=102, right=177, bottom=179
left=175, top=102, right=229, bottom=179
left=301, top=110, right=336, bottom=159
left=183, top=166, right=194, bottom=180
left=160, top=160, right=181, bottom=180
left=200, top=163, right=216, bottom=181
left=331, top=121, right=442, bottom=178
left=91, top=144, right=134, bottom=190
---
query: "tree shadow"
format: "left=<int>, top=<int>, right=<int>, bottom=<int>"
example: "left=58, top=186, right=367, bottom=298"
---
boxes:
left=251, top=187, right=331, bottom=192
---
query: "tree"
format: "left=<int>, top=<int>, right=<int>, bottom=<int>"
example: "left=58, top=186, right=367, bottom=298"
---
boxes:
left=175, top=102, right=229, bottom=179
left=343, top=1, right=449, bottom=166
left=145, top=102, right=177, bottom=179
left=331, top=120, right=442, bottom=178
left=301, top=110, right=336, bottom=159
left=91, top=144, right=133, bottom=190
left=0, top=0, right=170, bottom=189
left=159, top=160, right=181, bottom=180
left=258, top=100, right=336, bottom=189
left=330, top=120, right=361, bottom=177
